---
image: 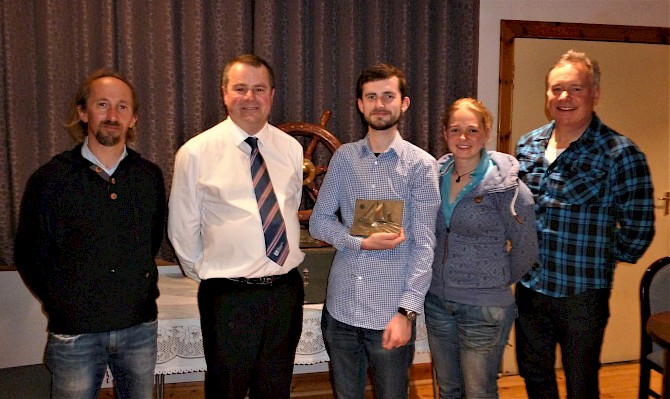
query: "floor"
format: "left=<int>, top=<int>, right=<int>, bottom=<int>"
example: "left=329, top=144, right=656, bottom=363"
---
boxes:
left=0, top=361, right=662, bottom=399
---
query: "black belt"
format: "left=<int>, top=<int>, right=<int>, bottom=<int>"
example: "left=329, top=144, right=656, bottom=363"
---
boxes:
left=226, top=275, right=283, bottom=285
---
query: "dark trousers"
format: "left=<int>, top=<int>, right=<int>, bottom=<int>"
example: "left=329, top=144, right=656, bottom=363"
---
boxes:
left=515, top=283, right=611, bottom=399
left=198, top=268, right=304, bottom=399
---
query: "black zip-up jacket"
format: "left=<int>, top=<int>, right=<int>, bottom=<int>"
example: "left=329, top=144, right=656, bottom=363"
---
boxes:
left=14, top=144, right=166, bottom=334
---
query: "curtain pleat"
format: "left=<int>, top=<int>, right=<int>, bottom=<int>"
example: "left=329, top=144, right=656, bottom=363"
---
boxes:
left=0, top=0, right=479, bottom=266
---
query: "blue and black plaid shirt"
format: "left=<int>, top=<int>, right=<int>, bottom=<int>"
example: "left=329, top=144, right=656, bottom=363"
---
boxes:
left=516, top=113, right=655, bottom=298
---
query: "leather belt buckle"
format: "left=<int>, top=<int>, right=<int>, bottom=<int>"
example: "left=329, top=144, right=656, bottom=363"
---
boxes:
left=256, top=276, right=275, bottom=285
left=228, top=276, right=277, bottom=285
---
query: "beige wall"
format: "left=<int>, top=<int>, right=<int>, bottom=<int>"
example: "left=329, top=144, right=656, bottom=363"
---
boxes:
left=478, top=0, right=670, bottom=374
left=502, top=39, right=670, bottom=373
left=478, top=0, right=670, bottom=147
left=511, top=40, right=669, bottom=149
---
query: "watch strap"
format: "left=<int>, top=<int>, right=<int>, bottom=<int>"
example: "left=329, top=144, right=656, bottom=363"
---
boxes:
left=397, top=307, right=417, bottom=321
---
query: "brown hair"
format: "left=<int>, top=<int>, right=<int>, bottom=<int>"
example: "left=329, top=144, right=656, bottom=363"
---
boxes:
left=356, top=63, right=409, bottom=100
left=220, top=54, right=276, bottom=89
left=548, top=49, right=601, bottom=88
left=442, top=97, right=493, bottom=131
left=65, top=69, right=139, bottom=143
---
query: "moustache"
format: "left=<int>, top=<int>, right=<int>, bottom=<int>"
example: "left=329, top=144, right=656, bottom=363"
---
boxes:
left=102, top=121, right=121, bottom=128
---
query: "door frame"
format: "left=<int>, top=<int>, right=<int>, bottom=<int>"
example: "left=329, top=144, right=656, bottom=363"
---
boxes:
left=496, top=20, right=670, bottom=154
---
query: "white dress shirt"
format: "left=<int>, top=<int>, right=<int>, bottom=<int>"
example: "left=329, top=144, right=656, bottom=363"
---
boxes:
left=168, top=118, right=305, bottom=281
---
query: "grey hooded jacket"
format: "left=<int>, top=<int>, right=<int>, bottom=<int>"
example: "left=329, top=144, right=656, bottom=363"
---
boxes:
left=428, top=151, right=539, bottom=307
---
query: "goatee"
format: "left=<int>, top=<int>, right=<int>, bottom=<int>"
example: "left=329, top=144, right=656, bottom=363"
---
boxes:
left=95, top=122, right=122, bottom=147
left=365, top=111, right=402, bottom=131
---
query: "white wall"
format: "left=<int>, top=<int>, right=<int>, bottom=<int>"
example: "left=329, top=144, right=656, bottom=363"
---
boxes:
left=0, top=272, right=48, bottom=368
left=478, top=0, right=670, bottom=146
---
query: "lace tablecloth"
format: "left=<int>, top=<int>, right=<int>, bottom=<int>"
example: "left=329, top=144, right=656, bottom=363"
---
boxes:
left=155, top=270, right=429, bottom=375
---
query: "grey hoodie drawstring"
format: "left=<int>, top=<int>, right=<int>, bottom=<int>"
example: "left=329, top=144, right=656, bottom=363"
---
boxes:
left=510, top=184, right=523, bottom=224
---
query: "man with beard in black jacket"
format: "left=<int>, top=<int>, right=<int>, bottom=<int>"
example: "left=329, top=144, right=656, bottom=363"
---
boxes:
left=14, top=69, right=166, bottom=399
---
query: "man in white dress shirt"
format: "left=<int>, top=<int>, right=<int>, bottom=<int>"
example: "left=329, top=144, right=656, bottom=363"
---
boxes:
left=168, top=54, right=305, bottom=399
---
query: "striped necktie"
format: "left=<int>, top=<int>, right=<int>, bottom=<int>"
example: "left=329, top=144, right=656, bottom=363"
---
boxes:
left=245, top=137, right=290, bottom=266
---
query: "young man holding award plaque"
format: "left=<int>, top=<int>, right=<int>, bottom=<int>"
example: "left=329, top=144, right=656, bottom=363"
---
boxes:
left=309, top=63, right=441, bottom=398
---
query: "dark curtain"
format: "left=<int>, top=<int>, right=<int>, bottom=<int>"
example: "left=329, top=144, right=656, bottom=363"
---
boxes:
left=0, top=0, right=479, bottom=267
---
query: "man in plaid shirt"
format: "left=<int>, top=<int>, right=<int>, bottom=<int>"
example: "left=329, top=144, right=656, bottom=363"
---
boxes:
left=515, top=50, right=655, bottom=399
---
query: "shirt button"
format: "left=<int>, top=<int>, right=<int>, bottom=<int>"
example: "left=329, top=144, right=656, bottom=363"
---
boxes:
left=110, top=177, right=116, bottom=184
left=371, top=184, right=376, bottom=189
left=110, top=193, right=118, bottom=200
left=110, top=269, right=116, bottom=273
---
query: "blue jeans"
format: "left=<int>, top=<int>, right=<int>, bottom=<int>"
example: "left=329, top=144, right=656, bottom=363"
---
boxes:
left=515, top=284, right=610, bottom=399
left=424, top=292, right=516, bottom=399
left=321, top=306, right=415, bottom=399
left=45, top=320, right=157, bottom=399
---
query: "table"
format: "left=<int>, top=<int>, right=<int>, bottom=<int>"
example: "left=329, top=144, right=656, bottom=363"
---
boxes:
left=647, top=311, right=670, bottom=399
left=154, top=269, right=430, bottom=397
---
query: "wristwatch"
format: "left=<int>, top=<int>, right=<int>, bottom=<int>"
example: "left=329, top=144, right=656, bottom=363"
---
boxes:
left=397, top=307, right=417, bottom=322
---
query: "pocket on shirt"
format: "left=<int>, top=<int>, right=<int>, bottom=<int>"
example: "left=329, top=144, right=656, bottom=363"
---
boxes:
left=550, top=161, right=607, bottom=205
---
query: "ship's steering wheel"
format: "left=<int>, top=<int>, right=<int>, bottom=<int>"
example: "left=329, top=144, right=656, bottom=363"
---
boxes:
left=278, top=111, right=342, bottom=225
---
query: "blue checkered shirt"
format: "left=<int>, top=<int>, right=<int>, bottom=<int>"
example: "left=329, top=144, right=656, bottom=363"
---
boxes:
left=309, top=133, right=440, bottom=330
left=516, top=113, right=655, bottom=298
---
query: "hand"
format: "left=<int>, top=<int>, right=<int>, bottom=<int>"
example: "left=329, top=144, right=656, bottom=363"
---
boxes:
left=360, top=228, right=405, bottom=250
left=381, top=312, right=412, bottom=350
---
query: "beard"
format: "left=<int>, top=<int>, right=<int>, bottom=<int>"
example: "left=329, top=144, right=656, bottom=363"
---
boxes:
left=94, top=121, right=123, bottom=147
left=364, top=110, right=402, bottom=131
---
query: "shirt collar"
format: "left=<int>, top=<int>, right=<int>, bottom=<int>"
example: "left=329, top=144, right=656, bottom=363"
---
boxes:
left=440, top=148, right=490, bottom=177
left=361, top=130, right=403, bottom=157
left=542, top=112, right=600, bottom=147
left=228, top=118, right=271, bottom=150
left=81, top=137, right=128, bottom=175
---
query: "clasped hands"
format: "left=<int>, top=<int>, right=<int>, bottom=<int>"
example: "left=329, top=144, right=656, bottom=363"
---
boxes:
left=360, top=228, right=405, bottom=250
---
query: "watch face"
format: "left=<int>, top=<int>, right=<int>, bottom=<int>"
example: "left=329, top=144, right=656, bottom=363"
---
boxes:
left=399, top=307, right=417, bottom=321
